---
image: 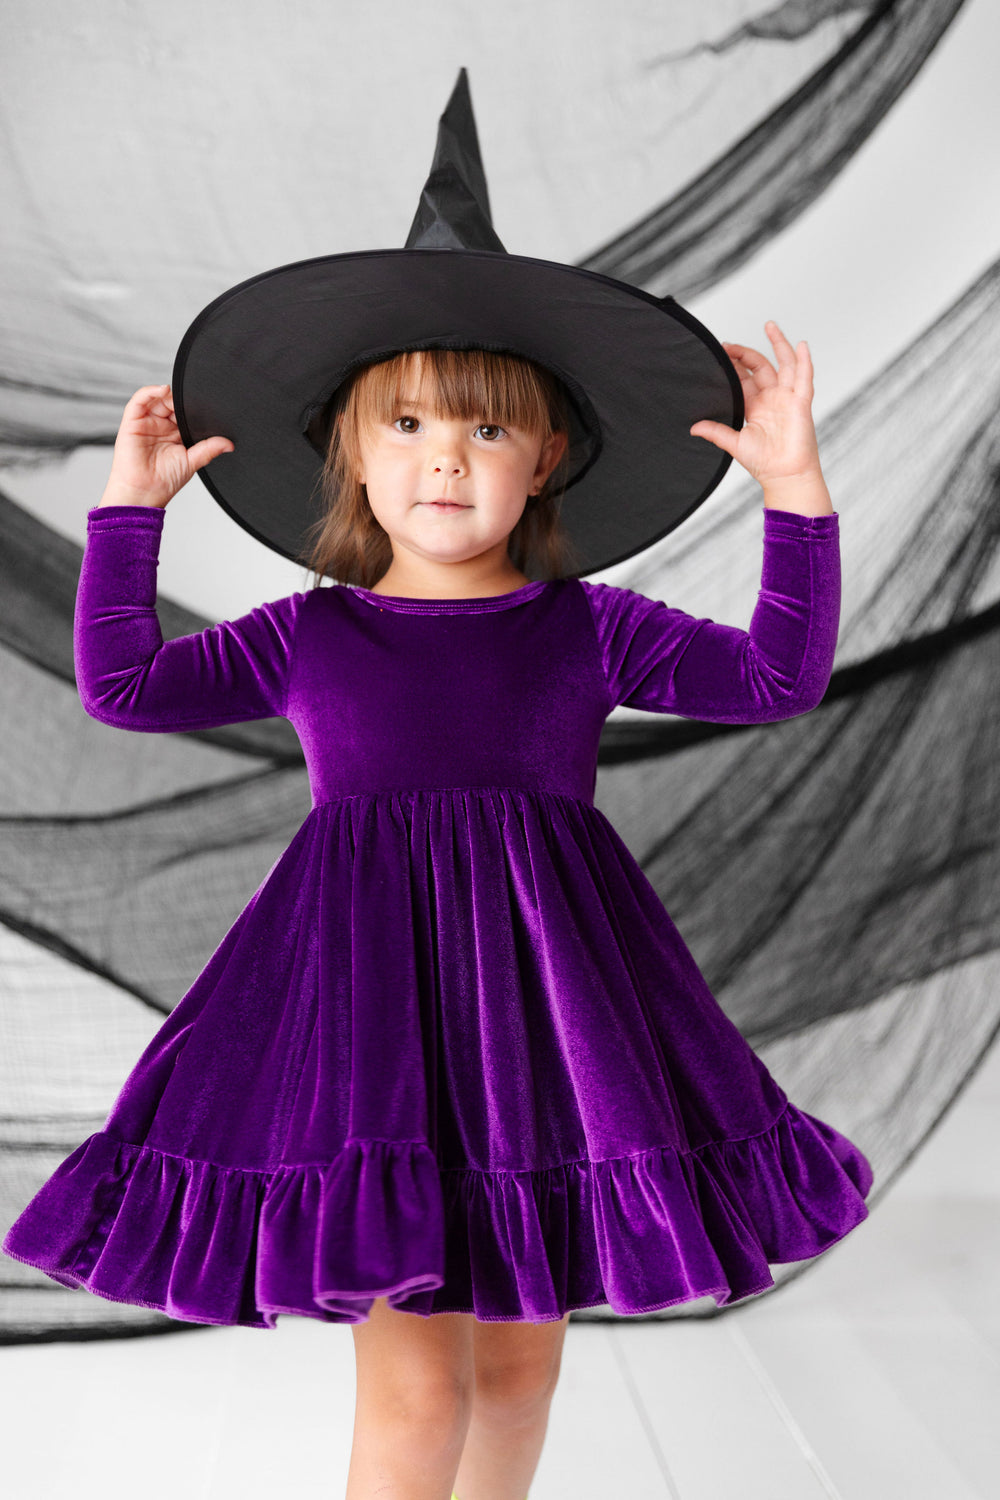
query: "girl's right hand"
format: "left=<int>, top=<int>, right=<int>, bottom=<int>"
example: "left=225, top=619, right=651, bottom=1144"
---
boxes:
left=97, top=384, right=235, bottom=508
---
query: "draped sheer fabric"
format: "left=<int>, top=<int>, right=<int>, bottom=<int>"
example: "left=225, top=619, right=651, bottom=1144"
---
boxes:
left=1, top=0, right=989, bottom=1336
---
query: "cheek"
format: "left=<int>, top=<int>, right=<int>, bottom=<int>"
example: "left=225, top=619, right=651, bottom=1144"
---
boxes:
left=363, top=447, right=409, bottom=487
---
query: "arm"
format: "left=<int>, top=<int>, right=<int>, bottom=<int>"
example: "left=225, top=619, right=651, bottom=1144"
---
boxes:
left=580, top=506, right=840, bottom=722
left=75, top=504, right=308, bottom=732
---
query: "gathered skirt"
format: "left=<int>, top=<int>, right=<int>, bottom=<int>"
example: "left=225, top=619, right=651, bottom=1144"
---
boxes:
left=3, top=787, right=873, bottom=1327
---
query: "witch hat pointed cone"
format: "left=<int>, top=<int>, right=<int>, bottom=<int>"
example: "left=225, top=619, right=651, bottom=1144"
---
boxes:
left=404, top=67, right=506, bottom=252
left=173, top=63, right=743, bottom=573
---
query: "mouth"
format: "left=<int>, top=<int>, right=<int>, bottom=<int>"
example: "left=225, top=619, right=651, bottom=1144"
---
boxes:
left=422, top=500, right=471, bottom=511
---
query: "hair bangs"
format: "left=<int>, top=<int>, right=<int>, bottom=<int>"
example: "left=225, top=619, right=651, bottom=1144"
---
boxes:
left=350, top=347, right=558, bottom=438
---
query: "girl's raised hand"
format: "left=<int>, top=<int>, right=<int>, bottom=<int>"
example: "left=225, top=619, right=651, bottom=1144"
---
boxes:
left=98, top=385, right=235, bottom=509
left=689, top=322, right=822, bottom=488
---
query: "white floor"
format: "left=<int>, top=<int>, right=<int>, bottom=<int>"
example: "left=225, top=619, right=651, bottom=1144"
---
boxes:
left=4, top=1040, right=999, bottom=1500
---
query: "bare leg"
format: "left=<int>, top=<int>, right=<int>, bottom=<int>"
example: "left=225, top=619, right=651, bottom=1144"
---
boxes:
left=452, top=1310, right=571, bottom=1500
left=347, top=1295, right=476, bottom=1500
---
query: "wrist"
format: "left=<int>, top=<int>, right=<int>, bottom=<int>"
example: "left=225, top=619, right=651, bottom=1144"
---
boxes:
left=760, top=466, right=833, bottom=518
left=97, top=485, right=165, bottom=509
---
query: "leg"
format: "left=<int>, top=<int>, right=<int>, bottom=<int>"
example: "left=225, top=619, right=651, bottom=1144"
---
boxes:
left=347, top=1295, right=476, bottom=1500
left=452, top=1310, right=572, bottom=1500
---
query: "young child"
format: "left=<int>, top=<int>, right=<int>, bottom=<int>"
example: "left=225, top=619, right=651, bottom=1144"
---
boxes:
left=4, top=326, right=871, bottom=1500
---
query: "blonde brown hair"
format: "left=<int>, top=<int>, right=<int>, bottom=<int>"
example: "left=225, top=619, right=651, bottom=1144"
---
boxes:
left=294, top=347, right=583, bottom=588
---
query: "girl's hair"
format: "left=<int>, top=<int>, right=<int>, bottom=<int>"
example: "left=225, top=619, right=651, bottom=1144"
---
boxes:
left=295, top=347, right=584, bottom=588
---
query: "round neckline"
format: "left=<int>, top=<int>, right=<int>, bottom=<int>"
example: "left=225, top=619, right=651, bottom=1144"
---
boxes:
left=347, top=578, right=552, bottom=615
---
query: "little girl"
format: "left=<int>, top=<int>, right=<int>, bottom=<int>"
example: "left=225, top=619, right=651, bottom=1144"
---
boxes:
left=4, top=326, right=871, bottom=1500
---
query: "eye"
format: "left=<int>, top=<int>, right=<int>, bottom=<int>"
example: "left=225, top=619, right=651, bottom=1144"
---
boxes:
left=391, top=416, right=508, bottom=440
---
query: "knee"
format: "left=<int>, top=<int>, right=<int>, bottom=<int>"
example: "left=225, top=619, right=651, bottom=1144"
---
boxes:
left=473, top=1352, right=563, bottom=1423
left=350, top=1375, right=473, bottom=1488
left=362, top=1371, right=474, bottom=1434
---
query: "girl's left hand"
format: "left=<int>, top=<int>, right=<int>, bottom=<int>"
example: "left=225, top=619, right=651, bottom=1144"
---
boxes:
left=690, top=321, right=822, bottom=487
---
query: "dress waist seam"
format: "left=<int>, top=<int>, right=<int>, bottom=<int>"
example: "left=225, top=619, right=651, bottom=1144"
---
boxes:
left=310, top=785, right=596, bottom=809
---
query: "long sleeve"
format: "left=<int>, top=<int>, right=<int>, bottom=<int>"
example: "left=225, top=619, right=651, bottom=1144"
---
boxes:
left=74, top=504, right=309, bottom=732
left=580, top=507, right=841, bottom=722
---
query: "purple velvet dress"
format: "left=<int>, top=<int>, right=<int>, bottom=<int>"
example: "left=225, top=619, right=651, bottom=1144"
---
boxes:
left=3, top=502, right=872, bottom=1327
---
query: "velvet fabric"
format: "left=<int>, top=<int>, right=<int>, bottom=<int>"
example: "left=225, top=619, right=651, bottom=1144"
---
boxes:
left=2, top=502, right=872, bottom=1327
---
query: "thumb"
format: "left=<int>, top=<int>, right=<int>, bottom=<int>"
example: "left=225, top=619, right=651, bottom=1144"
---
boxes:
left=689, top=421, right=737, bottom=458
left=188, top=437, right=235, bottom=472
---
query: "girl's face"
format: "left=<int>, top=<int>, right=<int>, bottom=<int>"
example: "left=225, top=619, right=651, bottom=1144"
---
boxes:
left=354, top=375, right=568, bottom=579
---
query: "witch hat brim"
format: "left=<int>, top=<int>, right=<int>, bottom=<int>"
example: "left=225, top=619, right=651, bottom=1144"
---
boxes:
left=172, top=68, right=742, bottom=577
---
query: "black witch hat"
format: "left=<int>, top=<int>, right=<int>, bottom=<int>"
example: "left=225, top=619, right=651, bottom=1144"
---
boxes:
left=172, top=68, right=742, bottom=578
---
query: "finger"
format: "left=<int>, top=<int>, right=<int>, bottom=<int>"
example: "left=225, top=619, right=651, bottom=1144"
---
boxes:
left=764, top=321, right=799, bottom=387
left=722, top=347, right=754, bottom=388
left=765, top=323, right=814, bottom=400
left=126, top=385, right=173, bottom=419
left=794, top=339, right=814, bottom=403
left=189, top=437, right=235, bottom=470
left=690, top=420, right=738, bottom=458
left=723, top=342, right=776, bottom=386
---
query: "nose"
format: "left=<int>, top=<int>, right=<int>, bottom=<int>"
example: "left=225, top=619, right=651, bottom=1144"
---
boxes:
left=431, top=454, right=466, bottom=476
left=428, top=430, right=468, bottom=477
